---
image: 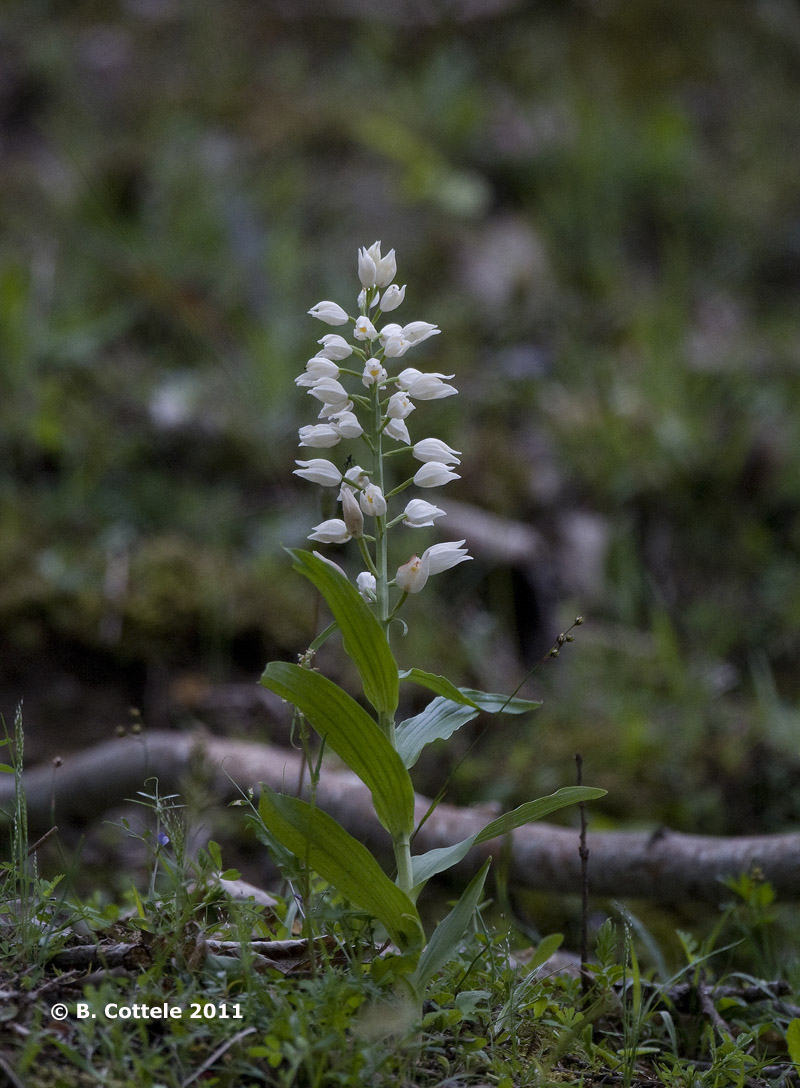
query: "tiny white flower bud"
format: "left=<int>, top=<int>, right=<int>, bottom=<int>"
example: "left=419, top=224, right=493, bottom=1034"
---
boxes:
left=413, top=462, right=460, bottom=487
left=308, top=519, right=351, bottom=544
left=375, top=248, right=397, bottom=287
left=356, top=571, right=377, bottom=601
left=308, top=301, right=349, bottom=325
left=386, top=391, right=415, bottom=420
left=358, top=247, right=378, bottom=287
left=404, top=499, right=447, bottom=527
left=359, top=483, right=387, bottom=517
left=341, top=488, right=364, bottom=538
left=412, top=438, right=461, bottom=465
left=294, top=459, right=342, bottom=487
left=357, top=287, right=379, bottom=310
left=380, top=284, right=406, bottom=311
left=395, top=552, right=430, bottom=594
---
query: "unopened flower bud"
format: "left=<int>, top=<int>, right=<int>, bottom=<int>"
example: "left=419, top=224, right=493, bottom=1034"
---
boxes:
left=380, top=284, right=406, bottom=311
left=341, top=488, right=364, bottom=538
left=356, top=571, right=377, bottom=601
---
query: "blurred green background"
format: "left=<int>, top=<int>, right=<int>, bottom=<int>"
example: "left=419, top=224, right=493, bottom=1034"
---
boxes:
left=2, top=0, right=800, bottom=841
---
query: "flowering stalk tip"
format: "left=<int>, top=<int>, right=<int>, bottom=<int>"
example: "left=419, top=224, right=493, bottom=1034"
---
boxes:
left=294, top=241, right=470, bottom=623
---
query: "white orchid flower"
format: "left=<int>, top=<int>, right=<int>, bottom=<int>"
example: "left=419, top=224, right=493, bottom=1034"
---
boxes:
left=423, top=540, right=471, bottom=574
left=308, top=301, right=349, bottom=325
left=395, top=552, right=430, bottom=594
left=362, top=358, right=387, bottom=387
left=413, top=462, right=461, bottom=487
left=412, top=438, right=461, bottom=464
left=359, top=484, right=387, bottom=518
left=293, top=459, right=342, bottom=486
left=295, top=356, right=340, bottom=387
left=317, top=334, right=353, bottom=360
left=386, top=392, right=415, bottom=420
left=380, top=284, right=406, bottom=311
left=298, top=424, right=341, bottom=448
left=354, top=315, right=379, bottom=341
left=404, top=499, right=447, bottom=527
left=327, top=410, right=363, bottom=439
left=307, top=378, right=350, bottom=406
left=383, top=417, right=411, bottom=443
left=308, top=519, right=351, bottom=544
left=401, top=321, right=440, bottom=345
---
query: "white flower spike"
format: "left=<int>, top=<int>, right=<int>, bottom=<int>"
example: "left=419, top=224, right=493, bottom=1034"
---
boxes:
left=295, top=240, right=468, bottom=607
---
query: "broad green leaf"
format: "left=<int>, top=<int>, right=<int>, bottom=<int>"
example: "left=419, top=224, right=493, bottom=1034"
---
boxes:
left=259, top=787, right=423, bottom=951
left=410, top=785, right=607, bottom=894
left=290, top=548, right=399, bottom=715
left=261, top=662, right=415, bottom=837
left=398, top=669, right=479, bottom=707
left=474, top=786, right=606, bottom=843
left=411, top=858, right=491, bottom=994
left=395, top=697, right=479, bottom=769
left=458, top=688, right=541, bottom=714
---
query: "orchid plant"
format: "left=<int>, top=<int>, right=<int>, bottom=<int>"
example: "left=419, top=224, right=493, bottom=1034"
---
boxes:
left=258, top=242, right=604, bottom=995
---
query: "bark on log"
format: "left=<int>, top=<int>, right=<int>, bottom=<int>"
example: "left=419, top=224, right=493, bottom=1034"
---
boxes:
left=3, top=731, right=800, bottom=905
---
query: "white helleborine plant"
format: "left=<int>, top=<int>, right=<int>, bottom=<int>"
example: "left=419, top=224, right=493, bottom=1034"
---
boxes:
left=258, top=241, right=605, bottom=999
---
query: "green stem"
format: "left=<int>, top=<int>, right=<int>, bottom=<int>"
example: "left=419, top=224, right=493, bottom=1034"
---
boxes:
left=372, top=386, right=390, bottom=632
left=393, top=832, right=414, bottom=898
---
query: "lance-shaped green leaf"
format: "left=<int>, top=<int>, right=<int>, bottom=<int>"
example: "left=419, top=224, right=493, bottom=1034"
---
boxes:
left=398, top=669, right=479, bottom=707
left=411, top=858, right=491, bottom=995
left=395, top=697, right=479, bottom=769
left=289, top=548, right=398, bottom=715
left=411, top=786, right=607, bottom=892
left=259, top=786, right=423, bottom=951
left=261, top=661, right=415, bottom=837
left=458, top=688, right=541, bottom=714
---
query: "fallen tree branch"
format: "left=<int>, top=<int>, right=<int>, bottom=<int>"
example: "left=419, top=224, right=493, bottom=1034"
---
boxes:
left=3, top=731, right=800, bottom=904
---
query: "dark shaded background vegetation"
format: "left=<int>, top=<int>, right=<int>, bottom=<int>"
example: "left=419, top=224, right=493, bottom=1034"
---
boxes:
left=2, top=0, right=800, bottom=850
